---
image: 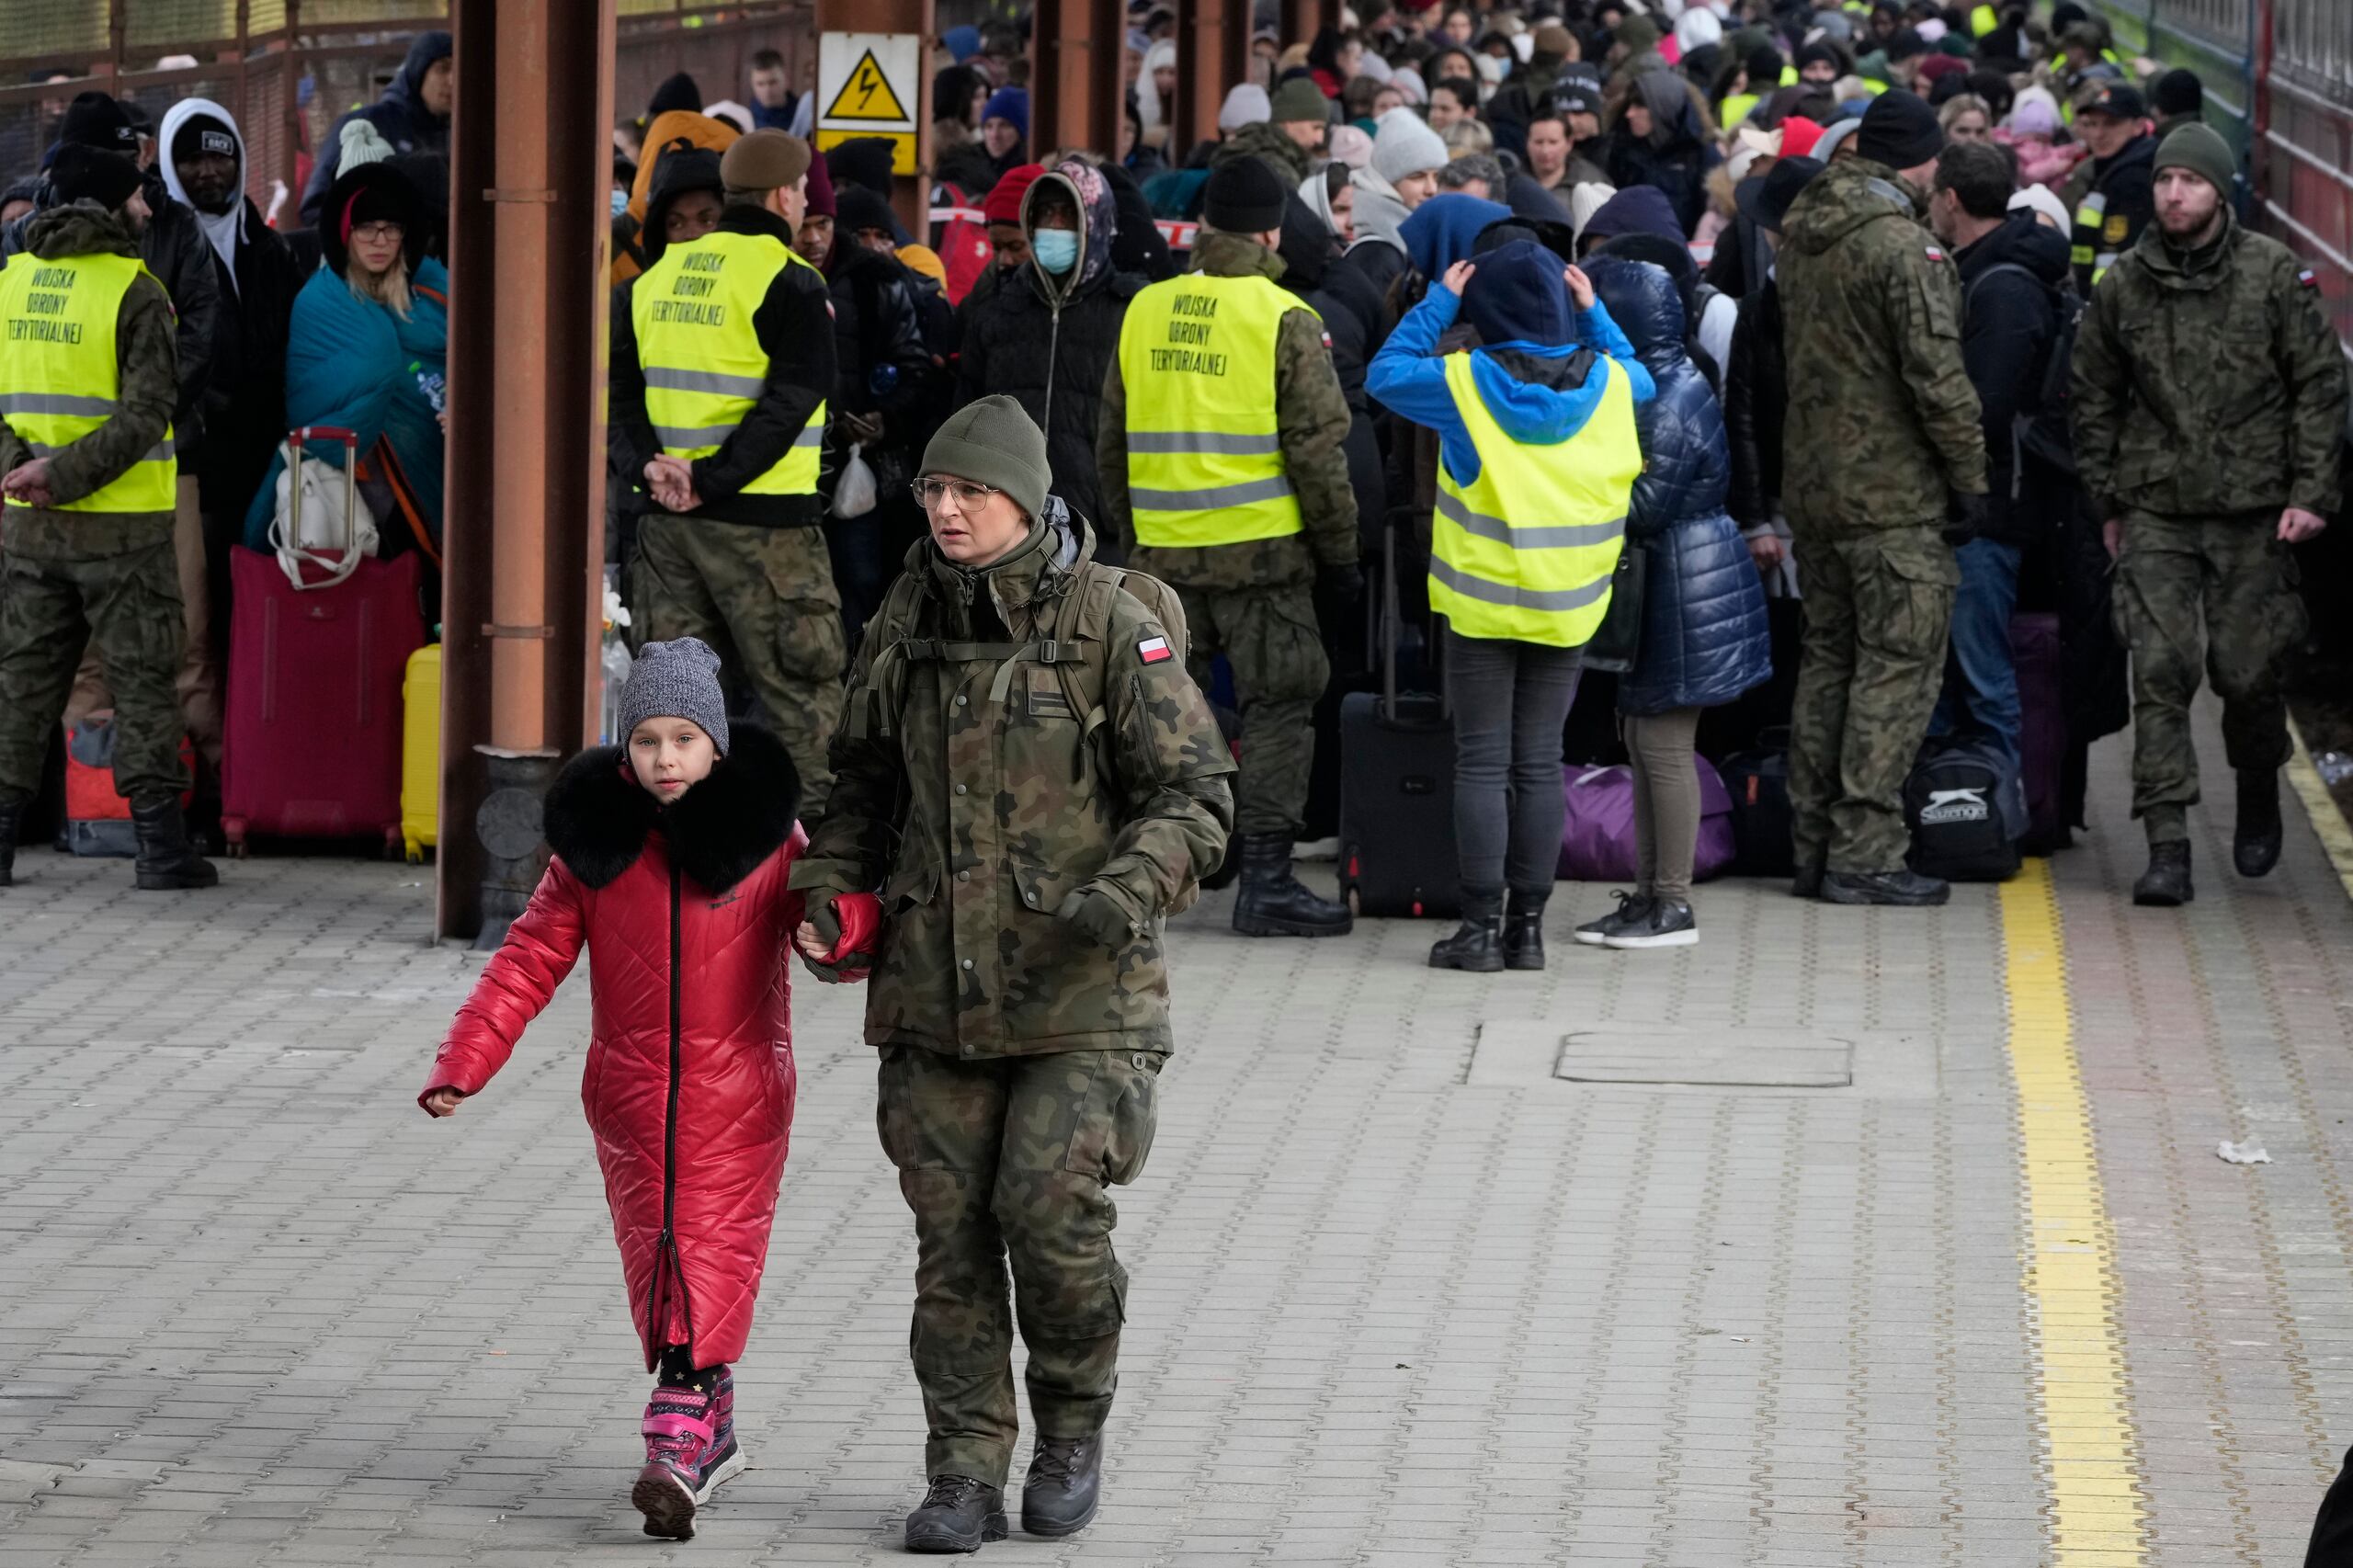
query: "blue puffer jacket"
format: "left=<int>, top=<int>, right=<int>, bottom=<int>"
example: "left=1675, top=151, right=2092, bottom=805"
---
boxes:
left=1586, top=257, right=1772, bottom=717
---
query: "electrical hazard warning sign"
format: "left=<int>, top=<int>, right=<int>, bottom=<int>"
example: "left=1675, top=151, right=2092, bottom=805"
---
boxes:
left=817, top=33, right=919, bottom=175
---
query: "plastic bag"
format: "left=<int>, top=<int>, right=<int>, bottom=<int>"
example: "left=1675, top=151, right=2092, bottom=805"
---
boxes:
left=832, top=441, right=878, bottom=519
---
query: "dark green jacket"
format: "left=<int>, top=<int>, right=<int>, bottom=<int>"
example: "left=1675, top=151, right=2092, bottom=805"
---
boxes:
left=1208, top=122, right=1314, bottom=186
left=2071, top=210, right=2347, bottom=520
left=1095, top=230, right=1358, bottom=587
left=1777, top=157, right=1988, bottom=534
left=0, top=202, right=180, bottom=562
left=791, top=508, right=1235, bottom=1058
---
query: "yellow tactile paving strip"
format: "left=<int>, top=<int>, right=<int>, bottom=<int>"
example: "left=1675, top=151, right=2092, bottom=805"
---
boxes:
left=2001, top=859, right=2148, bottom=1565
left=2287, top=716, right=2353, bottom=900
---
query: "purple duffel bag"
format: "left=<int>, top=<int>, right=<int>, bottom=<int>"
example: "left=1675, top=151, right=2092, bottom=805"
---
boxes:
left=1556, top=756, right=1738, bottom=882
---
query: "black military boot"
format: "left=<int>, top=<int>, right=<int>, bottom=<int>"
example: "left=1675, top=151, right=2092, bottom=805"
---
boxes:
left=1231, top=833, right=1352, bottom=937
left=1820, top=869, right=1949, bottom=906
left=1502, top=892, right=1547, bottom=971
left=131, top=798, right=220, bottom=892
left=0, top=795, right=21, bottom=888
left=1791, top=850, right=1825, bottom=900
left=905, top=1474, right=1008, bottom=1553
left=1020, top=1433, right=1103, bottom=1539
left=2234, top=767, right=2282, bottom=879
left=2133, top=840, right=2194, bottom=907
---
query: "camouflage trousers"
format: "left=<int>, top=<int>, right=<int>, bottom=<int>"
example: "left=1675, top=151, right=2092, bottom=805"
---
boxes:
left=0, top=538, right=189, bottom=807
left=1174, top=583, right=1327, bottom=836
left=2114, top=509, right=2304, bottom=845
left=1789, top=526, right=1958, bottom=875
left=877, top=1043, right=1163, bottom=1488
left=631, top=513, right=846, bottom=801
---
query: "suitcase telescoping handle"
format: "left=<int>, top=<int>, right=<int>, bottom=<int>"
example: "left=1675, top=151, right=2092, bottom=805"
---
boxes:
left=287, top=425, right=362, bottom=560
left=1379, top=520, right=1447, bottom=723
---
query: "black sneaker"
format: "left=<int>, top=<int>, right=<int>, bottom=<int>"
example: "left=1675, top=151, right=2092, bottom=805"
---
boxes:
left=1820, top=869, right=1949, bottom=906
left=906, top=1474, right=1009, bottom=1553
left=1574, top=891, right=1652, bottom=946
left=1021, top=1433, right=1103, bottom=1538
left=1601, top=898, right=1698, bottom=949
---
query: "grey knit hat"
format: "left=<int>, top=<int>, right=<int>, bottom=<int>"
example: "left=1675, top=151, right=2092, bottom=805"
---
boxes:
left=620, top=637, right=730, bottom=756
left=918, top=393, right=1051, bottom=520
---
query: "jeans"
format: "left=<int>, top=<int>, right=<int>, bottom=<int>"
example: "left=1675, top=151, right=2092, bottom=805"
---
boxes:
left=1930, top=537, right=2022, bottom=768
left=1444, top=629, right=1583, bottom=903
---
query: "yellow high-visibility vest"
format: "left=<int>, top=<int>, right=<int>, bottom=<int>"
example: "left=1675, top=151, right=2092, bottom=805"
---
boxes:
left=1971, top=3, right=1999, bottom=36
left=1429, top=351, right=1640, bottom=648
left=0, top=249, right=175, bottom=513
left=1117, top=270, right=1308, bottom=548
left=1779, top=65, right=1799, bottom=85
left=1721, top=91, right=1763, bottom=128
left=632, top=230, right=824, bottom=496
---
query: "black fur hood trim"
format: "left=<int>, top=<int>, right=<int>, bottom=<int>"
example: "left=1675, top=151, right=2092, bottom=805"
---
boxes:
left=543, top=722, right=801, bottom=895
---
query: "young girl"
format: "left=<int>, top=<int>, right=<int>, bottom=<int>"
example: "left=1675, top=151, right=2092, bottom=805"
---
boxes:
left=417, top=638, right=819, bottom=1540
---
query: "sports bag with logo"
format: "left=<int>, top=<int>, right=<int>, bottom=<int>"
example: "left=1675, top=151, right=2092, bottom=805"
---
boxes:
left=1904, top=736, right=2027, bottom=882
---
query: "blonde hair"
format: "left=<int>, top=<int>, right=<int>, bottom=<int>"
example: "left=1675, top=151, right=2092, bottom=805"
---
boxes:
left=1442, top=118, right=1495, bottom=155
left=347, top=252, right=414, bottom=321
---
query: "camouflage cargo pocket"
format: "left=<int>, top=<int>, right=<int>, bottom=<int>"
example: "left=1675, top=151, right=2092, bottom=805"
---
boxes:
left=1063, top=1051, right=1162, bottom=1187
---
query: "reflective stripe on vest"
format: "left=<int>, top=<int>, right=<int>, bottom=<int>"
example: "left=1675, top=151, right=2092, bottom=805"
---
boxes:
left=631, top=231, right=825, bottom=496
left=2071, top=189, right=2106, bottom=270
left=0, top=250, right=176, bottom=513
left=1428, top=352, right=1640, bottom=648
left=1117, top=270, right=1306, bottom=547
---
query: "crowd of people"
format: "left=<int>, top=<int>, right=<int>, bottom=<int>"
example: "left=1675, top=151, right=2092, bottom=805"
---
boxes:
left=3, top=0, right=2348, bottom=1553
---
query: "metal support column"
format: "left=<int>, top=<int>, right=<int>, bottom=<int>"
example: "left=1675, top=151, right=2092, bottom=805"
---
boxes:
left=1033, top=0, right=1126, bottom=159
left=437, top=0, right=617, bottom=940
left=1175, top=0, right=1248, bottom=157
left=814, top=0, right=935, bottom=236
left=1281, top=0, right=1325, bottom=51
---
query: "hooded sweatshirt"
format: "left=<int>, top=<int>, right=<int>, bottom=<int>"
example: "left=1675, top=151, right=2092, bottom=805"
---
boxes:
left=300, top=31, right=452, bottom=225
left=1367, top=238, right=1655, bottom=491
left=1400, top=192, right=1514, bottom=281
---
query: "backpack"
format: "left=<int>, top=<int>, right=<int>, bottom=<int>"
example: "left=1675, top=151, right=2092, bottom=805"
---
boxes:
left=1964, top=261, right=2083, bottom=481
left=1904, top=736, right=2027, bottom=882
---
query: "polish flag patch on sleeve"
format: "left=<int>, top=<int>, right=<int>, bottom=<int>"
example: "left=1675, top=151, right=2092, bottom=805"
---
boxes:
left=1137, top=635, right=1173, bottom=665
left=2299, top=268, right=2320, bottom=289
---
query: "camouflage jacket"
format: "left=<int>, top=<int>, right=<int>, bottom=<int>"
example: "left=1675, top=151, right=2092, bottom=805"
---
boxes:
left=1095, top=230, right=1358, bottom=587
left=1777, top=157, right=1988, bottom=534
left=2071, top=210, right=2347, bottom=521
left=1209, top=122, right=1314, bottom=187
left=0, top=202, right=180, bottom=562
left=790, top=504, right=1235, bottom=1058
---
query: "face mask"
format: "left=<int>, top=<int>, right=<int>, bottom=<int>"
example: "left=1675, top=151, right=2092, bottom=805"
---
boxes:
left=1032, top=227, right=1080, bottom=275
left=1476, top=53, right=1506, bottom=83
left=610, top=187, right=629, bottom=219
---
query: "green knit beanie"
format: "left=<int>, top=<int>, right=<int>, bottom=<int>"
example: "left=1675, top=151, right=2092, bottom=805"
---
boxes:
left=918, top=393, right=1051, bottom=520
left=2154, top=121, right=2235, bottom=199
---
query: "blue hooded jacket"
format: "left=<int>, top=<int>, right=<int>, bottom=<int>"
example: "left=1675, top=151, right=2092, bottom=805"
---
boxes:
left=1366, top=239, right=1654, bottom=492
left=1399, top=193, right=1511, bottom=281
left=1583, top=256, right=1771, bottom=717
left=300, top=31, right=452, bottom=224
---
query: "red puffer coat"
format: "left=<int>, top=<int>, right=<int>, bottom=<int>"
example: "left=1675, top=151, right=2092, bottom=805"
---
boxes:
left=421, top=725, right=806, bottom=1370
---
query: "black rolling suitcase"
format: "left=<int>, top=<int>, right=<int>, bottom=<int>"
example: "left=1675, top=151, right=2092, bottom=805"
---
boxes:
left=1338, top=525, right=1459, bottom=918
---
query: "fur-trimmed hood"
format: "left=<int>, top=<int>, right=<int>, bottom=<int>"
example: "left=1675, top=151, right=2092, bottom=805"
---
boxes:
left=544, top=722, right=801, bottom=895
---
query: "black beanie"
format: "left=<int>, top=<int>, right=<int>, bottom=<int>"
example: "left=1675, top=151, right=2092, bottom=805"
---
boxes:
left=646, top=72, right=701, bottom=120
left=1745, top=46, right=1785, bottom=85
left=1204, top=155, right=1288, bottom=235
left=50, top=143, right=144, bottom=210
left=1855, top=89, right=1943, bottom=170
left=170, top=112, right=239, bottom=167
left=2152, top=67, right=2203, bottom=118
left=58, top=91, right=138, bottom=153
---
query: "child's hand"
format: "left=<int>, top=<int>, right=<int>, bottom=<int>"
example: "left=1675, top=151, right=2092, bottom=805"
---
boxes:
left=422, top=1086, right=467, bottom=1118
left=791, top=920, right=833, bottom=961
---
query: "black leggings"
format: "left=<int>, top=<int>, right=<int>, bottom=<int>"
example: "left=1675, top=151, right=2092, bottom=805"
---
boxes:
left=1443, top=629, right=1583, bottom=902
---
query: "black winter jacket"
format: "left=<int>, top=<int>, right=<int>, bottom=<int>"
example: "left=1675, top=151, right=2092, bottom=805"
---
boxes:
left=607, top=206, right=839, bottom=527
left=959, top=263, right=1142, bottom=536
left=1723, top=276, right=1787, bottom=530
left=300, top=31, right=452, bottom=225
left=1956, top=211, right=2072, bottom=546
left=191, top=198, right=301, bottom=521
left=1278, top=193, right=1388, bottom=552
left=1588, top=257, right=1772, bottom=717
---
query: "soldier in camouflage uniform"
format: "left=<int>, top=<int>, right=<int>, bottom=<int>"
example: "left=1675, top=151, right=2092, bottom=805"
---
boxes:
left=2070, top=122, right=2347, bottom=907
left=1778, top=92, right=1988, bottom=906
left=790, top=397, right=1233, bottom=1553
left=0, top=153, right=216, bottom=892
left=1096, top=157, right=1359, bottom=937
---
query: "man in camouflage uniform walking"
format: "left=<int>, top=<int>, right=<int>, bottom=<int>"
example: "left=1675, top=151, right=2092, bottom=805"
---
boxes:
left=1096, top=156, right=1359, bottom=937
left=790, top=397, right=1233, bottom=1553
left=1777, top=91, right=1988, bottom=905
left=0, top=146, right=216, bottom=892
left=2070, top=122, right=2347, bottom=906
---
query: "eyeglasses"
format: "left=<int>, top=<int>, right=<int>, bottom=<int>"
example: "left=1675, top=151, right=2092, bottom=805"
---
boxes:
left=350, top=221, right=404, bottom=243
left=911, top=477, right=1000, bottom=510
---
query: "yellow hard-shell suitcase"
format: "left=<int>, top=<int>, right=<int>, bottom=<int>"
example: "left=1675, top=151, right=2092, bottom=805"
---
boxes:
left=401, top=642, right=440, bottom=862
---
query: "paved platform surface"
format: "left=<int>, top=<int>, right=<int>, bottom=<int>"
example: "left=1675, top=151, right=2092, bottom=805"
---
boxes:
left=3, top=706, right=2351, bottom=1567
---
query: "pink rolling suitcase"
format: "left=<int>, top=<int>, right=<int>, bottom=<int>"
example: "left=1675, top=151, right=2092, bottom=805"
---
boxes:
left=221, top=426, right=426, bottom=855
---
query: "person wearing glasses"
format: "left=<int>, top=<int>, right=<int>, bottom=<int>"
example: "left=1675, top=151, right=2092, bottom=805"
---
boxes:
left=608, top=129, right=844, bottom=797
left=790, top=395, right=1233, bottom=1553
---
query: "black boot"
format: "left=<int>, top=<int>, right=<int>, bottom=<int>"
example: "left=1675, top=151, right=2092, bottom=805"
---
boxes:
left=131, top=798, right=220, bottom=892
left=1502, top=891, right=1547, bottom=971
left=1231, top=833, right=1351, bottom=937
left=1429, top=888, right=1504, bottom=971
left=1020, top=1433, right=1103, bottom=1539
left=0, top=796, right=19, bottom=888
left=906, top=1474, right=1008, bottom=1553
left=2234, top=768, right=2282, bottom=879
left=1791, top=850, right=1825, bottom=900
left=2133, top=840, right=2194, bottom=907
